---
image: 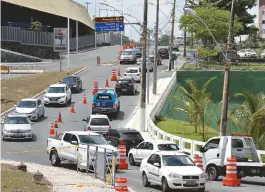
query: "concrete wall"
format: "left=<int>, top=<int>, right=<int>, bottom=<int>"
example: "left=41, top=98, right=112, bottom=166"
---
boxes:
left=1, top=49, right=43, bottom=63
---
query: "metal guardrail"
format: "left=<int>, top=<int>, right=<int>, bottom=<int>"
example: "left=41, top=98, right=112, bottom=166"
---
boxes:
left=0, top=65, right=45, bottom=74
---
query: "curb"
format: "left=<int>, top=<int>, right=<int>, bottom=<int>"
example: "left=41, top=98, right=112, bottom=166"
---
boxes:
left=0, top=66, right=89, bottom=117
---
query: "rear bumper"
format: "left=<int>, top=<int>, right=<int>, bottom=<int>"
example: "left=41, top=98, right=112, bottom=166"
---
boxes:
left=92, top=108, right=116, bottom=114
left=115, top=87, right=134, bottom=93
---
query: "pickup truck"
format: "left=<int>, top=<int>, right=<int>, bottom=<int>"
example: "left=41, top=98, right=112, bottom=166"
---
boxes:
left=47, top=131, right=120, bottom=170
left=200, top=134, right=265, bottom=181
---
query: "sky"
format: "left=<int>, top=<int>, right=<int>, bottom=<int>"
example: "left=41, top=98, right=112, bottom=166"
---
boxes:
left=76, top=0, right=259, bottom=41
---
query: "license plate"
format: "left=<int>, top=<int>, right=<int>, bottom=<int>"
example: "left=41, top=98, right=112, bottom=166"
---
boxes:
left=122, top=89, right=127, bottom=91
left=186, top=180, right=196, bottom=185
left=13, top=133, right=22, bottom=137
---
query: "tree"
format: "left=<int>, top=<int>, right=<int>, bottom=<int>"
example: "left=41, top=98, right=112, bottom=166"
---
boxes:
left=176, top=77, right=217, bottom=141
left=243, top=25, right=260, bottom=48
left=158, top=35, right=170, bottom=46
left=179, top=6, right=242, bottom=49
left=31, top=21, right=42, bottom=31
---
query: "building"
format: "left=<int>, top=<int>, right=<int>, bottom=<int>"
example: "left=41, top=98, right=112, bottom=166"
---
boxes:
left=259, top=0, right=265, bottom=38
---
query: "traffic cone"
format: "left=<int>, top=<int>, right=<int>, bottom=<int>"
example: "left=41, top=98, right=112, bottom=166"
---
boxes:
left=54, top=118, right=58, bottom=128
left=92, top=81, right=99, bottom=95
left=105, top=79, right=109, bottom=87
left=57, top=112, right=62, bottom=123
left=50, top=122, right=54, bottom=129
left=70, top=104, right=75, bottom=113
left=118, top=140, right=128, bottom=169
left=82, top=94, right=87, bottom=104
left=49, top=127, right=55, bottom=136
left=111, top=68, right=117, bottom=81
left=117, top=68, right=121, bottom=76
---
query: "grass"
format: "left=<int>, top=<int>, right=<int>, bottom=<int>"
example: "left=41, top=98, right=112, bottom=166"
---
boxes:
left=1, top=67, right=84, bottom=113
left=182, top=63, right=265, bottom=70
left=1, top=163, right=51, bottom=192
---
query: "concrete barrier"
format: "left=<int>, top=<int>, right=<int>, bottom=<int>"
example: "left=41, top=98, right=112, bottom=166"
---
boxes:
left=7, top=65, right=45, bottom=74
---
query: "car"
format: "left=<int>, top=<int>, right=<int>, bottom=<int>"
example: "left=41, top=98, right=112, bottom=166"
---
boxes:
left=91, top=89, right=120, bottom=117
left=260, top=49, right=265, bottom=58
left=237, top=49, right=258, bottom=58
left=43, top=84, right=72, bottom=106
left=124, top=67, right=141, bottom=83
left=1, top=113, right=33, bottom=141
left=133, top=48, right=142, bottom=58
left=137, top=58, right=154, bottom=72
left=82, top=114, right=112, bottom=133
left=158, top=48, right=169, bottom=59
left=149, top=52, right=162, bottom=65
left=14, top=98, right=45, bottom=121
left=100, top=128, right=144, bottom=155
left=115, top=77, right=138, bottom=95
left=128, top=140, right=180, bottom=166
left=60, top=75, right=82, bottom=93
left=120, top=49, right=137, bottom=64
left=140, top=151, right=206, bottom=192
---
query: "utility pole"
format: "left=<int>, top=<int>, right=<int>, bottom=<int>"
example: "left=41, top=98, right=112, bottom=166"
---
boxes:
left=183, top=0, right=187, bottom=57
left=153, top=0, right=159, bottom=94
left=219, top=0, right=235, bottom=136
left=168, top=0, right=176, bottom=71
left=140, top=0, right=148, bottom=108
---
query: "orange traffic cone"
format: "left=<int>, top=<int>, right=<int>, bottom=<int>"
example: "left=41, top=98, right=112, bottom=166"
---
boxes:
left=92, top=81, right=99, bottom=95
left=54, top=118, right=58, bottom=128
left=50, top=122, right=54, bottom=129
left=57, top=112, right=62, bottom=123
left=105, top=79, right=109, bottom=87
left=49, top=127, right=55, bottom=136
left=111, top=68, right=117, bottom=81
left=70, top=104, right=75, bottom=113
left=82, top=94, right=87, bottom=104
left=118, top=140, right=128, bottom=169
left=117, top=68, right=121, bottom=76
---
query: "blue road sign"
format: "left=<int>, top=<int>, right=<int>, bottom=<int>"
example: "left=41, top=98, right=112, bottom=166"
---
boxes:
left=95, top=21, right=124, bottom=33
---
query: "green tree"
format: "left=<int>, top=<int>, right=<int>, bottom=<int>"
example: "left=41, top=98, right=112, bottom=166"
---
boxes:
left=176, top=77, right=217, bottom=141
left=31, top=21, right=42, bottom=31
left=243, top=25, right=260, bottom=48
left=158, top=35, right=170, bottom=46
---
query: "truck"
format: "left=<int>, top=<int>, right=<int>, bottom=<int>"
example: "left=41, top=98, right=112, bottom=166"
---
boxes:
left=199, top=134, right=265, bottom=181
left=47, top=131, right=120, bottom=171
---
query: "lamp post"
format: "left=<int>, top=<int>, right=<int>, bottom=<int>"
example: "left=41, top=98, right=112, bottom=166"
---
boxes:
left=67, top=0, right=70, bottom=72
left=76, top=0, right=79, bottom=53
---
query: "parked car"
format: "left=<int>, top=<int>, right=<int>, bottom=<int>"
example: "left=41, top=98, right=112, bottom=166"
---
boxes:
left=115, top=77, right=138, bottom=95
left=60, top=75, right=82, bottom=93
left=124, top=67, right=141, bottom=83
left=14, top=98, right=45, bottom=121
left=133, top=48, right=142, bottom=58
left=120, top=49, right=137, bottom=64
left=43, top=84, right=72, bottom=106
left=128, top=140, right=180, bottom=166
left=82, top=114, right=112, bottom=133
left=140, top=151, right=206, bottom=192
left=260, top=49, right=265, bottom=58
left=137, top=58, right=154, bottom=72
left=237, top=49, right=257, bottom=58
left=158, top=48, right=169, bottom=59
left=1, top=113, right=33, bottom=141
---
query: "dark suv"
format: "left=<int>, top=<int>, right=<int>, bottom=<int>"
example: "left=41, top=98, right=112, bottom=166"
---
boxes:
left=158, top=48, right=169, bottom=59
left=60, top=75, right=82, bottom=93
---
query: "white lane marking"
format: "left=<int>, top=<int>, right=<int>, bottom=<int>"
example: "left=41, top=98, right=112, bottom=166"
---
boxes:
left=128, top=187, right=138, bottom=192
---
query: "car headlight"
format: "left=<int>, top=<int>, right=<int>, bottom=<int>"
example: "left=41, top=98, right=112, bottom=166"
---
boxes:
left=31, top=109, right=37, bottom=113
left=59, top=96, right=66, bottom=99
left=3, top=129, right=10, bottom=133
left=168, top=173, right=182, bottom=179
left=200, top=173, right=206, bottom=178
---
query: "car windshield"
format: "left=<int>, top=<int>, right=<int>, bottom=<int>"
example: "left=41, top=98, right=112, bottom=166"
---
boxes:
left=126, top=69, right=138, bottom=73
left=90, top=118, right=110, bottom=126
left=122, top=51, right=134, bottom=55
left=17, top=100, right=36, bottom=108
left=5, top=116, right=30, bottom=124
left=158, top=144, right=180, bottom=151
left=96, top=94, right=112, bottom=100
left=162, top=155, right=195, bottom=166
left=62, top=76, right=76, bottom=83
left=48, top=87, right=65, bottom=93
left=121, top=132, right=143, bottom=139
left=79, top=135, right=109, bottom=145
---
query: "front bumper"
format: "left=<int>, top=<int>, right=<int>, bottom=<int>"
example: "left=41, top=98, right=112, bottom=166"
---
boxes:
left=2, top=132, right=33, bottom=140
left=167, top=177, right=206, bottom=189
left=44, top=97, right=67, bottom=105
left=120, top=58, right=136, bottom=62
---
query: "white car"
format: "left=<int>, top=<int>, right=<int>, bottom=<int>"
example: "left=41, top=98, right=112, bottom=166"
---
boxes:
left=14, top=98, right=45, bottom=121
left=237, top=49, right=257, bottom=58
left=82, top=114, right=112, bottom=133
left=1, top=113, right=33, bottom=141
left=128, top=140, right=180, bottom=166
left=43, top=84, right=72, bottom=106
left=140, top=151, right=206, bottom=192
left=260, top=49, right=265, bottom=58
left=124, top=67, right=141, bottom=83
left=137, top=58, right=154, bottom=72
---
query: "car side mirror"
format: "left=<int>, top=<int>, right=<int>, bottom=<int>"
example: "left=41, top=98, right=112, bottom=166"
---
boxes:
left=44, top=90, right=47, bottom=93
left=154, top=163, right=160, bottom=168
left=199, top=146, right=205, bottom=153
left=71, top=141, right=78, bottom=145
left=58, top=81, right=61, bottom=84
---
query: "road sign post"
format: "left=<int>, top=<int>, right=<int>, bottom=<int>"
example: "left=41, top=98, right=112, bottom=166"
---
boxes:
left=94, top=16, right=124, bottom=33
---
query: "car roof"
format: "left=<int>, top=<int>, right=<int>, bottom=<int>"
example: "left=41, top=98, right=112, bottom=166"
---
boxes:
left=19, top=98, right=38, bottom=102
left=125, top=67, right=139, bottom=70
left=89, top=114, right=109, bottom=118
left=66, top=131, right=100, bottom=136
left=143, top=140, right=176, bottom=145
left=96, top=89, right=115, bottom=94
left=123, top=49, right=134, bottom=51
left=49, top=84, right=67, bottom=87
left=155, top=151, right=188, bottom=156
left=7, top=113, right=28, bottom=117
left=111, top=128, right=139, bottom=133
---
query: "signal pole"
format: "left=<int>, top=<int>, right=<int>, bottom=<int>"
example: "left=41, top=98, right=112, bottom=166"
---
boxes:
left=153, top=0, right=159, bottom=94
left=168, top=0, right=176, bottom=71
left=183, top=0, right=187, bottom=57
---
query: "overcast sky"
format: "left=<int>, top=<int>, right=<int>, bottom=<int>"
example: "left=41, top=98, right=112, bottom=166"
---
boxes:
left=77, top=0, right=259, bottom=40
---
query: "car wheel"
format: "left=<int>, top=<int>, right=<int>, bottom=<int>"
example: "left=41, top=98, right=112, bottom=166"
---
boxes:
left=162, top=177, right=170, bottom=192
left=120, top=61, right=123, bottom=65
left=50, top=150, right=61, bottom=166
left=129, top=154, right=135, bottom=165
left=207, top=165, right=219, bottom=181
left=142, top=172, right=150, bottom=187
left=198, top=187, right=206, bottom=192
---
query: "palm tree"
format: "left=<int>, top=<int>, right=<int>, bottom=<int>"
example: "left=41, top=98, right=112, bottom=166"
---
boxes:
left=228, top=91, right=265, bottom=149
left=176, top=76, right=217, bottom=141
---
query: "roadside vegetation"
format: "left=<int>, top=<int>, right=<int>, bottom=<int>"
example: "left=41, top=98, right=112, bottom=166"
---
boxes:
left=1, top=163, right=50, bottom=192
left=181, top=63, right=265, bottom=70
left=1, top=67, right=83, bottom=113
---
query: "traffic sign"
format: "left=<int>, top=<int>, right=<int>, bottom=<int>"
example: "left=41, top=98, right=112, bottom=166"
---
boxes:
left=95, top=21, right=124, bottom=33
left=94, top=16, right=124, bottom=22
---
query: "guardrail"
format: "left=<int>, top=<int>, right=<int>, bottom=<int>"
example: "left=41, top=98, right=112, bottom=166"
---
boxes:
left=146, top=71, right=265, bottom=159
left=1, top=65, right=45, bottom=74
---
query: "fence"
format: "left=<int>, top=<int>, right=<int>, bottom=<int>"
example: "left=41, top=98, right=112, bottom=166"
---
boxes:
left=0, top=64, right=45, bottom=74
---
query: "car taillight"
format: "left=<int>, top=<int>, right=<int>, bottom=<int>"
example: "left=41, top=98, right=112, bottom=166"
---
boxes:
left=109, top=126, right=112, bottom=129
left=116, top=83, right=120, bottom=87
left=113, top=103, right=116, bottom=108
left=92, top=102, right=95, bottom=108
left=128, top=83, right=133, bottom=86
left=87, top=126, right=91, bottom=130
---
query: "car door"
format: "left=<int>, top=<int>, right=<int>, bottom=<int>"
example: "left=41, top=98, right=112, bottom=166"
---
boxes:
left=141, top=142, right=154, bottom=159
left=134, top=142, right=147, bottom=161
left=68, top=134, right=78, bottom=161
left=152, top=154, right=162, bottom=183
left=146, top=154, right=157, bottom=181
left=201, top=138, right=221, bottom=165
left=66, top=86, right=71, bottom=99
left=77, top=76, right=82, bottom=89
left=37, top=99, right=44, bottom=116
left=83, top=116, right=90, bottom=131
left=58, top=133, right=72, bottom=159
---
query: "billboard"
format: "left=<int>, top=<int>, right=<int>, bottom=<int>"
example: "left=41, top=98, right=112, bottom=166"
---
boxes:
left=54, top=28, right=68, bottom=52
left=186, top=49, right=198, bottom=64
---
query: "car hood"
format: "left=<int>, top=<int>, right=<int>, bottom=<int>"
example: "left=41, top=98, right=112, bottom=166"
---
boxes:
left=80, top=144, right=117, bottom=153
left=165, top=166, right=203, bottom=175
left=4, top=124, right=31, bottom=131
left=15, top=107, right=36, bottom=114
left=45, top=93, right=66, bottom=97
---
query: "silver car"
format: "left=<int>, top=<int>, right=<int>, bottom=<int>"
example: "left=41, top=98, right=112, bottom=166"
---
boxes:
left=120, top=49, right=137, bottom=64
left=14, top=98, right=45, bottom=121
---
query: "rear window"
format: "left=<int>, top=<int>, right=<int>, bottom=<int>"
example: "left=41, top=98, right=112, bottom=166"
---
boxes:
left=126, top=69, right=138, bottom=73
left=157, top=144, right=180, bottom=151
left=96, top=94, right=112, bottom=100
left=121, top=132, right=143, bottom=139
left=90, top=118, right=110, bottom=126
